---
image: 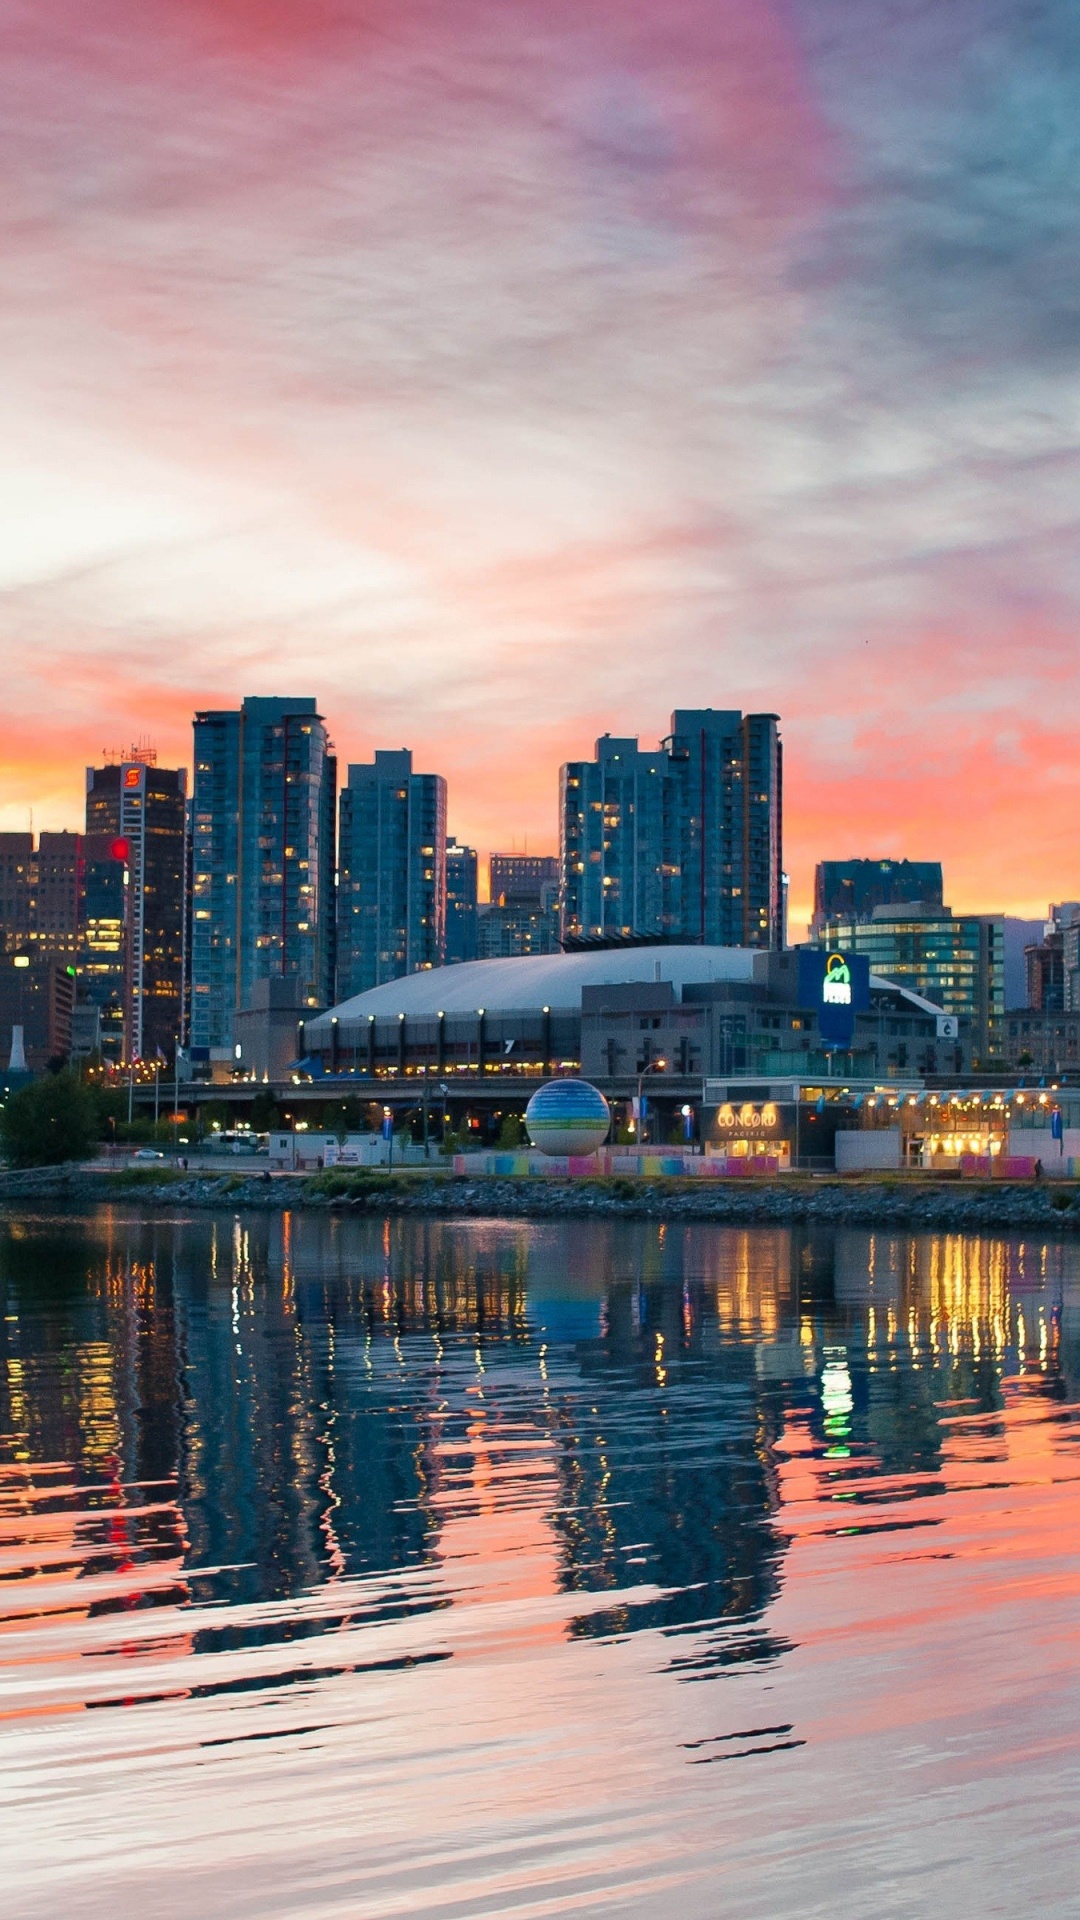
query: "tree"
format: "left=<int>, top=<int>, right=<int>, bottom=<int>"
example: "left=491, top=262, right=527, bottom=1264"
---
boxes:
left=250, top=1089, right=280, bottom=1133
left=0, top=1071, right=98, bottom=1167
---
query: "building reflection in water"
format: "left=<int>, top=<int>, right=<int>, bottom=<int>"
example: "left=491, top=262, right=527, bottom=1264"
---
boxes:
left=1, top=1209, right=1079, bottom=1684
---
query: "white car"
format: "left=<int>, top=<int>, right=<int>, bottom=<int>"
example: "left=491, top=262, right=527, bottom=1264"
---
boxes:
left=132, top=1148, right=165, bottom=1162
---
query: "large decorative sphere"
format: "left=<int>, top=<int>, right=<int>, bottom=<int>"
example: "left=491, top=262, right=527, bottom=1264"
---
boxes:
left=525, top=1078, right=611, bottom=1157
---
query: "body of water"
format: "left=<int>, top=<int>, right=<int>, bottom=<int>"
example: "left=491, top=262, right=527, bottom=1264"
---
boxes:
left=1, top=1207, right=1079, bottom=1918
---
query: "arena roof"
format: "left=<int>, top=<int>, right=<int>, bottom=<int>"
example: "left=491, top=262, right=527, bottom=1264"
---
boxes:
left=306, top=946, right=942, bottom=1033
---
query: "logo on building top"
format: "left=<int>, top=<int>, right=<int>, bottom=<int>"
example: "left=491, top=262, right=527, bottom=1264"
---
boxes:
left=823, top=953, right=852, bottom=1006
left=123, top=764, right=144, bottom=790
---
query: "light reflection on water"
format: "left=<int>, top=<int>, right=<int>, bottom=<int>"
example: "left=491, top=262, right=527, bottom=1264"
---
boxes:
left=1, top=1210, right=1079, bottom=1917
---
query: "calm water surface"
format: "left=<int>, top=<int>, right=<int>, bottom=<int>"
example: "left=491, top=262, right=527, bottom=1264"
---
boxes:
left=2, top=1208, right=1079, bottom=1918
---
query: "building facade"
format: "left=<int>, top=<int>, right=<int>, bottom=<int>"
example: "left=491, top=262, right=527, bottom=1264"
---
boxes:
left=817, top=906, right=1005, bottom=1065
left=445, top=838, right=479, bottom=966
left=479, top=850, right=560, bottom=959
left=489, top=854, right=560, bottom=909
left=0, top=831, right=81, bottom=964
left=0, top=833, right=80, bottom=1070
left=79, top=834, right=126, bottom=1062
left=1023, top=905, right=1080, bottom=1014
left=476, top=901, right=561, bottom=959
left=811, top=859, right=944, bottom=938
left=336, top=750, right=446, bottom=998
left=191, top=699, right=336, bottom=1051
left=0, top=953, right=75, bottom=1073
left=560, top=710, right=782, bottom=950
left=84, top=757, right=188, bottom=1063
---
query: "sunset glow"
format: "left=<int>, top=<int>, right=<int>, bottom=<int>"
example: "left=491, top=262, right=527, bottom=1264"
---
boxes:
left=3, top=0, right=1078, bottom=928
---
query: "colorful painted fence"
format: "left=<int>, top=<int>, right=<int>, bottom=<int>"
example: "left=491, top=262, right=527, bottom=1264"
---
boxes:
left=451, top=1152, right=783, bottom=1179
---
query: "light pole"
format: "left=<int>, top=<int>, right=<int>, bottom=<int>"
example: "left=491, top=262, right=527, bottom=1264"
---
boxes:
left=636, top=1058, right=667, bottom=1149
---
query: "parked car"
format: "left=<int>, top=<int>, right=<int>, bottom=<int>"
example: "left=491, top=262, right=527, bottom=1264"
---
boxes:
left=132, top=1148, right=165, bottom=1162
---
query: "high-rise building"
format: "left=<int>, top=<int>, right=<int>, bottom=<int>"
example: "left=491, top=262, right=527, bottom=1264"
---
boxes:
left=191, top=699, right=336, bottom=1051
left=445, top=838, right=479, bottom=966
left=0, top=832, right=83, bottom=1068
left=336, top=750, right=446, bottom=998
left=480, top=850, right=561, bottom=959
left=0, top=831, right=81, bottom=1071
left=816, top=904, right=1005, bottom=1065
left=85, top=754, right=188, bottom=1062
left=811, top=859, right=944, bottom=938
left=0, top=831, right=81, bottom=961
left=0, top=834, right=34, bottom=949
left=34, top=833, right=82, bottom=957
left=560, top=711, right=782, bottom=949
left=79, top=834, right=126, bottom=1062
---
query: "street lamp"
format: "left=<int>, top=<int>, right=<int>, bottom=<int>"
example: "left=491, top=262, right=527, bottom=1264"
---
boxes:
left=636, top=1058, right=668, bottom=1148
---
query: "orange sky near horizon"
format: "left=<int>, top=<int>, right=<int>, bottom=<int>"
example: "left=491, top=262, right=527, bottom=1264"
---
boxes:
left=3, top=0, right=1079, bottom=933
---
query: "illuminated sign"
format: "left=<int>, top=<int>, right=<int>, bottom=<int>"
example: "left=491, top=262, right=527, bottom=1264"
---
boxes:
left=797, top=948, right=870, bottom=1049
left=109, top=837, right=130, bottom=864
left=123, top=765, right=143, bottom=790
left=823, top=953, right=852, bottom=1006
left=717, top=1102, right=779, bottom=1131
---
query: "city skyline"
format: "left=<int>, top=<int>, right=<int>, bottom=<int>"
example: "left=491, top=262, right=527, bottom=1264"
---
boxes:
left=0, top=695, right=1062, bottom=936
left=3, top=1, right=1080, bottom=927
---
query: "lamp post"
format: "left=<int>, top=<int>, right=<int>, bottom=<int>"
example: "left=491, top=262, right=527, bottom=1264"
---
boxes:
left=12, top=953, right=29, bottom=1070
left=636, top=1058, right=668, bottom=1149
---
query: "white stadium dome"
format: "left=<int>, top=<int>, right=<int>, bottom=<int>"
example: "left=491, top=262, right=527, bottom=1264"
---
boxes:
left=305, top=946, right=762, bottom=1037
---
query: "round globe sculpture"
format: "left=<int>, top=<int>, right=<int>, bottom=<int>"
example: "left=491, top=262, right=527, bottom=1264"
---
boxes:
left=525, top=1078, right=611, bottom=1158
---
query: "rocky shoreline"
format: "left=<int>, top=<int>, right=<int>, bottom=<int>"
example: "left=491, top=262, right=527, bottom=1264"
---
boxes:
left=2, top=1163, right=1080, bottom=1234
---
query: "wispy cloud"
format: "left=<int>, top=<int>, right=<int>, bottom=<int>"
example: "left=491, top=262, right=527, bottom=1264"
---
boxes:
left=0, top=0, right=1077, bottom=920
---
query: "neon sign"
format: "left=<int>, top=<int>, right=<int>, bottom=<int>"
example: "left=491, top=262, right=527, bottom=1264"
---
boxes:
left=823, top=953, right=852, bottom=1006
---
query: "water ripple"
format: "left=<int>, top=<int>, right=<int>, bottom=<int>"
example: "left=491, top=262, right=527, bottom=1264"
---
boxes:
left=0, top=1212, right=1079, bottom=1916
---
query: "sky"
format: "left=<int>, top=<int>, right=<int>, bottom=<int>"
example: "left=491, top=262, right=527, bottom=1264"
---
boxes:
left=2, top=0, right=1080, bottom=929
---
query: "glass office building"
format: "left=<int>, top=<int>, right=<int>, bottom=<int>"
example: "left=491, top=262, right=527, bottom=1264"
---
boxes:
left=336, top=750, right=446, bottom=997
left=445, top=838, right=479, bottom=966
left=191, top=699, right=336, bottom=1050
left=560, top=710, right=783, bottom=949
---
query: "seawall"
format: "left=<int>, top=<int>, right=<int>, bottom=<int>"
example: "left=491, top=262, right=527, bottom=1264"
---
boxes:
left=3, top=1165, right=1080, bottom=1235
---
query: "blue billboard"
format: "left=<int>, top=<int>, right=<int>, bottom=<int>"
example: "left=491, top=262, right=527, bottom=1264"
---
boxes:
left=797, top=948, right=871, bottom=1049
